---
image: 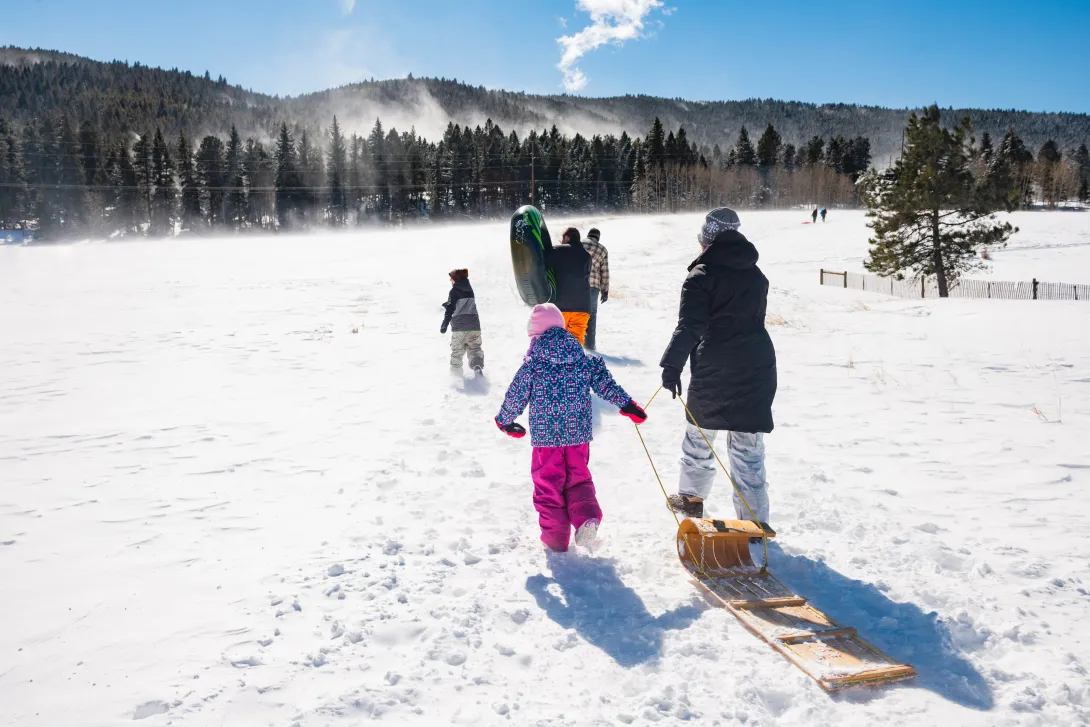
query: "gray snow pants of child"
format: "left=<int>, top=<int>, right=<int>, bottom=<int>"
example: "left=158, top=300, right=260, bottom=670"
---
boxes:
left=450, top=331, right=484, bottom=370
left=678, top=423, right=769, bottom=523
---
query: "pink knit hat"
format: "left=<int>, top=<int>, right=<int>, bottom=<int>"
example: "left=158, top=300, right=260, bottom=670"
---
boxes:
left=527, top=303, right=565, bottom=338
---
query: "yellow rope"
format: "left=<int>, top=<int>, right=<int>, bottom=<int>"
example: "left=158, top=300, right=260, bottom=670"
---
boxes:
left=633, top=385, right=770, bottom=571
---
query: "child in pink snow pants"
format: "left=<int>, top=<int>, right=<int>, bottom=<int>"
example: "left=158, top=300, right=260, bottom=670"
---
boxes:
left=496, top=303, right=648, bottom=551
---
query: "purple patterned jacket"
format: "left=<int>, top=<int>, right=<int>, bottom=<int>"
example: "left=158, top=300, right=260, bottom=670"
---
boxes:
left=496, top=326, right=633, bottom=448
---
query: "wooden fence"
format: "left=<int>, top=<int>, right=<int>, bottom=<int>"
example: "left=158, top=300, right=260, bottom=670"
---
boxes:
left=819, top=269, right=1090, bottom=301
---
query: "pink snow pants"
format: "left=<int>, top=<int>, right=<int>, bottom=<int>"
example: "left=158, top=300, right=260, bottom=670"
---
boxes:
left=531, top=443, right=602, bottom=552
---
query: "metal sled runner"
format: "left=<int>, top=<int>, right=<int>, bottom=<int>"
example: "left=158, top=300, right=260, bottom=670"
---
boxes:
left=676, top=518, right=915, bottom=691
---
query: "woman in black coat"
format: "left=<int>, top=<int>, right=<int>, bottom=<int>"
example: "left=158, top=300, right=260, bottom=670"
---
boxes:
left=659, top=208, right=777, bottom=523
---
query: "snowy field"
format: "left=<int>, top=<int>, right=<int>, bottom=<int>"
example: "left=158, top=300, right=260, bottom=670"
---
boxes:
left=1, top=210, right=1089, bottom=726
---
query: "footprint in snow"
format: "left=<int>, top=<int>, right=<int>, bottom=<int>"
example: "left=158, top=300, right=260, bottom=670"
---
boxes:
left=132, top=701, right=170, bottom=720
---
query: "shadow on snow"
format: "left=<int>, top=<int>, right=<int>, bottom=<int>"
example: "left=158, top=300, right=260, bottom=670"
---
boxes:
left=767, top=542, right=994, bottom=710
left=593, top=352, right=644, bottom=368
left=525, top=554, right=701, bottom=668
left=458, top=373, right=490, bottom=397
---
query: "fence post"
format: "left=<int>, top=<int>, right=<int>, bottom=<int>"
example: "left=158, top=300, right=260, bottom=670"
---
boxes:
left=988, top=281, right=992, bottom=299
left=1076, top=284, right=1079, bottom=301
left=921, top=277, right=925, bottom=299
left=843, top=272, right=847, bottom=289
left=1033, top=278, right=1038, bottom=300
left=820, top=268, right=824, bottom=286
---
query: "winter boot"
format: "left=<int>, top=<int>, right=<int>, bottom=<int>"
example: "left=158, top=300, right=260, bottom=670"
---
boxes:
left=574, top=518, right=600, bottom=550
left=667, top=494, right=703, bottom=519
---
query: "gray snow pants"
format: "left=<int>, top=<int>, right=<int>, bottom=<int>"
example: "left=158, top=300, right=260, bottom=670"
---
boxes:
left=586, top=287, right=600, bottom=351
left=678, top=424, right=769, bottom=523
left=450, top=331, right=484, bottom=371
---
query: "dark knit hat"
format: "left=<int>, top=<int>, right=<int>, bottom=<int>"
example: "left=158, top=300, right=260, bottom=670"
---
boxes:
left=561, top=227, right=581, bottom=245
left=449, top=268, right=468, bottom=281
left=698, top=208, right=741, bottom=247
left=587, top=228, right=601, bottom=242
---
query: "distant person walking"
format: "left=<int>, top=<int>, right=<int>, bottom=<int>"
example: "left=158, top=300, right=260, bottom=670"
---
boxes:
left=659, top=208, right=777, bottom=524
left=820, top=208, right=827, bottom=223
left=811, top=208, right=818, bottom=224
left=441, top=268, right=484, bottom=374
left=547, top=227, right=592, bottom=346
left=582, top=228, right=610, bottom=351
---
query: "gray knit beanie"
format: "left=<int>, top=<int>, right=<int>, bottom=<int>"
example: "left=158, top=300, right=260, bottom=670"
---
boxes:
left=698, top=207, right=741, bottom=247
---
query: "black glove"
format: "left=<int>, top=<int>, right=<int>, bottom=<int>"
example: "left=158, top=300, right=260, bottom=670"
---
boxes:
left=619, top=400, right=647, bottom=424
left=662, top=366, right=683, bottom=400
left=440, top=323, right=448, bottom=334
left=600, top=290, right=608, bottom=303
left=495, top=419, right=527, bottom=439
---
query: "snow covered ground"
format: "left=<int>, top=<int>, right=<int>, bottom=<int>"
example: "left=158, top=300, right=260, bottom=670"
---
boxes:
left=1, top=210, right=1089, bottom=726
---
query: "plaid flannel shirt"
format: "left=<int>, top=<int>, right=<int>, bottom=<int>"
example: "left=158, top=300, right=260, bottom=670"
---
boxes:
left=582, top=239, right=610, bottom=293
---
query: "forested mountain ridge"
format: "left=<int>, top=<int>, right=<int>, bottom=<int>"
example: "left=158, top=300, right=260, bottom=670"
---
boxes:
left=3, top=46, right=1088, bottom=162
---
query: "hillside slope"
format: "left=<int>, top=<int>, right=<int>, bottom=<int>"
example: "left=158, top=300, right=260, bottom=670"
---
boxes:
left=3, top=46, right=1089, bottom=157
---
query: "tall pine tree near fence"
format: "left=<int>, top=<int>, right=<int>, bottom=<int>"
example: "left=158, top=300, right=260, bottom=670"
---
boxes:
left=861, top=105, right=1015, bottom=297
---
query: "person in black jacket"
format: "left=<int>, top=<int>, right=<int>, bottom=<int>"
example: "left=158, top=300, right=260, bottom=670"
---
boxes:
left=659, top=208, right=777, bottom=523
left=546, top=227, right=592, bottom=346
left=441, top=268, right=484, bottom=374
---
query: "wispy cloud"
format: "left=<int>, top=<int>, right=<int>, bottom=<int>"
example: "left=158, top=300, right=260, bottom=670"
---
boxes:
left=556, top=0, right=664, bottom=92
left=339, top=0, right=356, bottom=14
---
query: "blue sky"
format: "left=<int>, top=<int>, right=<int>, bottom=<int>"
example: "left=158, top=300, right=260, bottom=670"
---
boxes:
left=4, top=0, right=1089, bottom=112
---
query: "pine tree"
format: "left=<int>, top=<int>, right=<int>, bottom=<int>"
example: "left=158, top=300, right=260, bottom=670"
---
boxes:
left=0, top=118, right=26, bottom=229
left=224, top=125, right=245, bottom=229
left=176, top=132, right=201, bottom=230
left=1036, top=139, right=1063, bottom=207
left=21, top=120, right=45, bottom=231
left=196, top=135, right=225, bottom=226
left=979, top=131, right=994, bottom=161
left=348, top=133, right=368, bottom=221
left=842, top=136, right=872, bottom=181
left=646, top=118, right=666, bottom=170
left=756, top=124, right=782, bottom=169
left=805, top=136, right=825, bottom=166
left=825, top=136, right=847, bottom=174
left=245, top=138, right=274, bottom=228
left=112, top=140, right=141, bottom=236
left=734, top=126, right=756, bottom=167
left=32, top=117, right=62, bottom=237
left=78, top=120, right=107, bottom=233
left=132, top=131, right=153, bottom=231
left=676, top=127, right=694, bottom=165
left=1075, top=143, right=1090, bottom=202
left=296, top=129, right=322, bottom=224
left=274, top=123, right=299, bottom=228
left=861, top=106, right=1015, bottom=297
left=327, top=116, right=347, bottom=226
left=56, top=117, right=89, bottom=236
left=150, top=127, right=176, bottom=236
left=780, top=143, right=796, bottom=171
left=368, top=119, right=388, bottom=218
left=995, top=129, right=1034, bottom=209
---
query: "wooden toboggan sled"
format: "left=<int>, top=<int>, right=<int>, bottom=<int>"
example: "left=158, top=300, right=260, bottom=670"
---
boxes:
left=676, top=518, right=916, bottom=691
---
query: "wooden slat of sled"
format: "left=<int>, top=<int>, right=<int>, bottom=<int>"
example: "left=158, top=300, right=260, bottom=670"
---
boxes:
left=694, top=573, right=916, bottom=692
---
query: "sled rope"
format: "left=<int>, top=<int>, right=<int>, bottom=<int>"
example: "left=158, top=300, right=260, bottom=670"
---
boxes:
left=633, top=386, right=770, bottom=571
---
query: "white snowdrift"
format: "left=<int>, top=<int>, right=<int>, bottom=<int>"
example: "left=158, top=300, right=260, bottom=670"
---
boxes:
left=1, top=211, right=1088, bottom=726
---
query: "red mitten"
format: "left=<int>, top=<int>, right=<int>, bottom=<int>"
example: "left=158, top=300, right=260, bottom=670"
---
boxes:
left=619, top=400, right=648, bottom=424
left=495, top=418, right=527, bottom=438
